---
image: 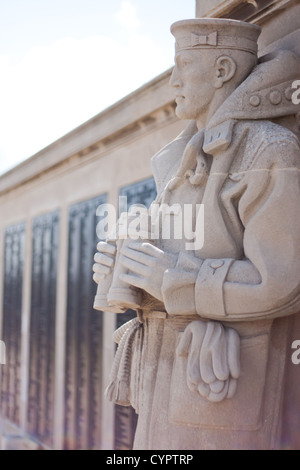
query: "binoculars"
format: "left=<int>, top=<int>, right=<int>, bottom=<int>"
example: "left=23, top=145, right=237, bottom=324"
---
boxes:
left=93, top=209, right=152, bottom=313
left=93, top=237, right=143, bottom=313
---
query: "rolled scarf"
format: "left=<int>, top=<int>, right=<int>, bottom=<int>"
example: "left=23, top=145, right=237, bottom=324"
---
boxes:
left=105, top=317, right=142, bottom=407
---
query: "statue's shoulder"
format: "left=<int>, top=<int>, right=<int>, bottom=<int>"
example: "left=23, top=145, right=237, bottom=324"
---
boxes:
left=233, top=119, right=300, bottom=171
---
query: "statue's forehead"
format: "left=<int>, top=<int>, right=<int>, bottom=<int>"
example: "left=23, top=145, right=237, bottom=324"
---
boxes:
left=174, top=48, right=211, bottom=63
left=175, top=50, right=197, bottom=59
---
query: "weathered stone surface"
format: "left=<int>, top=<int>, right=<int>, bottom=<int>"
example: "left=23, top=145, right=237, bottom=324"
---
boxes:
left=196, top=0, right=224, bottom=17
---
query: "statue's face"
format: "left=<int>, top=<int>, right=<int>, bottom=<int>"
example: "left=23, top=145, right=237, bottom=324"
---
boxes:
left=170, top=50, right=216, bottom=121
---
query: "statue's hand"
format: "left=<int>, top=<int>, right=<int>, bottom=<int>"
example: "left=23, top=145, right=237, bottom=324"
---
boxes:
left=119, top=241, right=177, bottom=302
left=93, top=241, right=116, bottom=284
left=177, top=321, right=240, bottom=402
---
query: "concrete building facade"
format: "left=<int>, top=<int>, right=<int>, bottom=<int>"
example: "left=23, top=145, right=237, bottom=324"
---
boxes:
left=0, top=0, right=299, bottom=450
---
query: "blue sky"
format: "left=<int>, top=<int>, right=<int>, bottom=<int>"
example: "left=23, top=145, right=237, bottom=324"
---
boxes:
left=0, top=1, right=195, bottom=174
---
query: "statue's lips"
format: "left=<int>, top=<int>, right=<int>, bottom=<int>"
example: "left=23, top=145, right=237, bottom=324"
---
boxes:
left=175, top=95, right=185, bottom=103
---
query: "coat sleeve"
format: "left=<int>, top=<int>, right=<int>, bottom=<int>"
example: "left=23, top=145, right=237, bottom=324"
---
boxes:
left=162, top=139, right=300, bottom=321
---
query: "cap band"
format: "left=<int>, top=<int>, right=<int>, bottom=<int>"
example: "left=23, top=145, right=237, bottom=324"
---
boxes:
left=175, top=31, right=258, bottom=55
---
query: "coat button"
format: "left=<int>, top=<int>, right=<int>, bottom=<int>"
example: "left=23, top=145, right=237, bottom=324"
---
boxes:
left=210, top=260, right=225, bottom=270
left=269, top=90, right=282, bottom=105
left=285, top=87, right=294, bottom=101
left=249, top=95, right=260, bottom=107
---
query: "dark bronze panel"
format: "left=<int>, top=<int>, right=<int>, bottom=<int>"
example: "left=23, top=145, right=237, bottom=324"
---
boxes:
left=115, top=178, right=157, bottom=451
left=27, top=211, right=59, bottom=447
left=119, top=177, right=157, bottom=214
left=64, top=195, right=106, bottom=450
left=1, top=223, right=25, bottom=425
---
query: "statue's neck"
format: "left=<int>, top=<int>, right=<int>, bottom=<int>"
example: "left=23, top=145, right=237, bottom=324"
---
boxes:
left=197, top=85, right=237, bottom=131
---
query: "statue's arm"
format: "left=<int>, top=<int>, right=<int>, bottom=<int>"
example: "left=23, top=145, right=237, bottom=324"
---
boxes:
left=162, top=139, right=300, bottom=321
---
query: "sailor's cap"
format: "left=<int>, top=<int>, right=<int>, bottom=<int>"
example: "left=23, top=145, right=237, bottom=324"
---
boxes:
left=171, top=18, right=261, bottom=55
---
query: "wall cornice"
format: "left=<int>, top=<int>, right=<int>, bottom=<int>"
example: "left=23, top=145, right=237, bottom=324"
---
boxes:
left=0, top=68, right=175, bottom=196
left=198, top=0, right=297, bottom=24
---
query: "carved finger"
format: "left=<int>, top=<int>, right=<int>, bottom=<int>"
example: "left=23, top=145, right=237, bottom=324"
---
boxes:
left=96, top=241, right=116, bottom=255
left=187, top=346, right=202, bottom=392
left=94, top=252, right=114, bottom=267
left=128, top=241, right=163, bottom=257
left=121, top=245, right=154, bottom=267
left=209, top=379, right=226, bottom=394
left=200, top=322, right=217, bottom=385
left=187, top=322, right=207, bottom=390
left=198, top=382, right=210, bottom=398
left=119, top=273, right=146, bottom=290
left=227, top=378, right=238, bottom=399
left=93, top=263, right=111, bottom=276
left=211, top=323, right=229, bottom=382
left=208, top=380, right=229, bottom=403
left=119, top=255, right=150, bottom=278
left=226, top=327, right=240, bottom=380
left=93, top=273, right=103, bottom=284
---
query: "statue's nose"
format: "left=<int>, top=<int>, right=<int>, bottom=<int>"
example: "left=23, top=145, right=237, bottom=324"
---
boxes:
left=169, top=67, right=182, bottom=88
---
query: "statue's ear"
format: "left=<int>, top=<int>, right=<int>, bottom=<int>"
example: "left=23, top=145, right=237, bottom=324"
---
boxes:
left=214, top=56, right=237, bottom=89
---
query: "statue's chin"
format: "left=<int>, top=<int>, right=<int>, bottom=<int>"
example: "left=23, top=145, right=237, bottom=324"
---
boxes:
left=175, top=106, right=191, bottom=121
left=175, top=103, right=201, bottom=122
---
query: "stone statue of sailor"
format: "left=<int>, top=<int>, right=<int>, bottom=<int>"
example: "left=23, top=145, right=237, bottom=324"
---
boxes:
left=93, top=18, right=300, bottom=449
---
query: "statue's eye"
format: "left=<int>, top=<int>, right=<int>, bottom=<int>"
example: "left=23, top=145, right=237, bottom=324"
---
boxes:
left=176, top=54, right=193, bottom=69
left=182, top=60, right=191, bottom=67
